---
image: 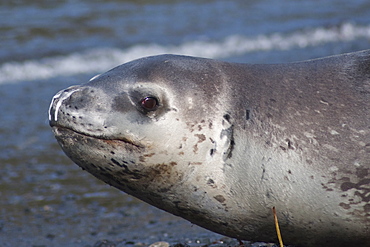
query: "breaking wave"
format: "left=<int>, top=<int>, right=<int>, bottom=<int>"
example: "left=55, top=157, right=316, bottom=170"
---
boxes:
left=1, top=22, right=369, bottom=84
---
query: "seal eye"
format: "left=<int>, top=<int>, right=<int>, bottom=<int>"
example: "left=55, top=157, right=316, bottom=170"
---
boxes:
left=140, top=97, right=158, bottom=111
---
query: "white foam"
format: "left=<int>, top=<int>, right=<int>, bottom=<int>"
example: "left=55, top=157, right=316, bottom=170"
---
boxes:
left=1, top=22, right=370, bottom=84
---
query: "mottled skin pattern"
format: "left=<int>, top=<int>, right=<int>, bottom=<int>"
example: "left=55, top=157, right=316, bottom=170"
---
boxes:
left=49, top=50, right=369, bottom=247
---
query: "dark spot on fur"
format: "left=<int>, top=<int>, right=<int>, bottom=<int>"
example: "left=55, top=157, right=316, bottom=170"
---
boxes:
left=340, top=178, right=370, bottom=203
left=265, top=191, right=271, bottom=199
left=261, top=166, right=266, bottom=180
left=193, top=134, right=206, bottom=154
left=214, top=195, right=226, bottom=203
left=280, top=146, right=286, bottom=151
left=339, top=202, right=351, bottom=210
left=210, top=148, right=216, bottom=156
left=356, top=168, right=369, bottom=179
left=223, top=114, right=231, bottom=122
left=364, top=204, right=370, bottom=212
left=207, top=178, right=215, bottom=185
left=286, top=139, right=294, bottom=150
left=111, top=158, right=127, bottom=168
left=246, top=109, right=250, bottom=120
left=341, top=181, right=356, bottom=191
left=195, top=134, right=206, bottom=143
left=321, top=183, right=334, bottom=191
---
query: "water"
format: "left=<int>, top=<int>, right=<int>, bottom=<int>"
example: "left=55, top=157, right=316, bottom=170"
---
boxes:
left=0, top=0, right=369, bottom=246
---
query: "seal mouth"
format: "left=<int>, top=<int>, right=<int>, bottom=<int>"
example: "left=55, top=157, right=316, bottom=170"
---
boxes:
left=51, top=126, right=144, bottom=149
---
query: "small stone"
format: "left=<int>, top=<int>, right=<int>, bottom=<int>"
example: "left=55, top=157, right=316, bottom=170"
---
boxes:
left=148, top=241, right=170, bottom=247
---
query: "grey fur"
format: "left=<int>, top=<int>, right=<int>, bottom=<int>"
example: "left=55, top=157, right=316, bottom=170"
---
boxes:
left=49, top=50, right=369, bottom=247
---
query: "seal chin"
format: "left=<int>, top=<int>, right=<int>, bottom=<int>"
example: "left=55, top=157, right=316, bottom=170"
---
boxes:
left=51, top=126, right=148, bottom=195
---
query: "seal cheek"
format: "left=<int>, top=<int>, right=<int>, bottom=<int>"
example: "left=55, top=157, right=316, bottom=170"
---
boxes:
left=112, top=93, right=133, bottom=113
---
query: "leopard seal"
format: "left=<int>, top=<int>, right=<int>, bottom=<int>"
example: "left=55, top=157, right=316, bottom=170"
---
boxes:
left=49, top=50, right=369, bottom=247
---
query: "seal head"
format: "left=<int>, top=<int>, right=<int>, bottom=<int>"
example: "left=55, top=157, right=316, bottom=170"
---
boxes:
left=49, top=53, right=370, bottom=247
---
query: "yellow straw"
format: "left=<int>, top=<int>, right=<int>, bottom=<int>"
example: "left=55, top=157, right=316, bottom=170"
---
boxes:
left=272, top=207, right=284, bottom=247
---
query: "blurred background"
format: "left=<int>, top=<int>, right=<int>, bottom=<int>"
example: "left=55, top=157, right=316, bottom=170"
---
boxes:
left=1, top=0, right=369, bottom=246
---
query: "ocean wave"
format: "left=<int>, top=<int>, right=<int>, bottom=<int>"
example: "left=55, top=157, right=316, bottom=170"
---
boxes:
left=1, top=22, right=369, bottom=84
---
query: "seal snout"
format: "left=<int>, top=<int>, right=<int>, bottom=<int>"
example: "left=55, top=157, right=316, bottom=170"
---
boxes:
left=49, top=85, right=115, bottom=139
left=48, top=86, right=81, bottom=125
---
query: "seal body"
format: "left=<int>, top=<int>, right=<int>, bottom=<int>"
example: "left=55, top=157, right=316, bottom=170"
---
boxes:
left=49, top=51, right=370, bottom=247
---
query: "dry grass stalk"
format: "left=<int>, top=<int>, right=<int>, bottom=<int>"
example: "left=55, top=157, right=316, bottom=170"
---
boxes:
left=272, top=207, right=284, bottom=247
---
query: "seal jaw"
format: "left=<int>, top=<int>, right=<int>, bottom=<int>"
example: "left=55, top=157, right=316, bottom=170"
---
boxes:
left=51, top=126, right=145, bottom=149
left=51, top=126, right=148, bottom=191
